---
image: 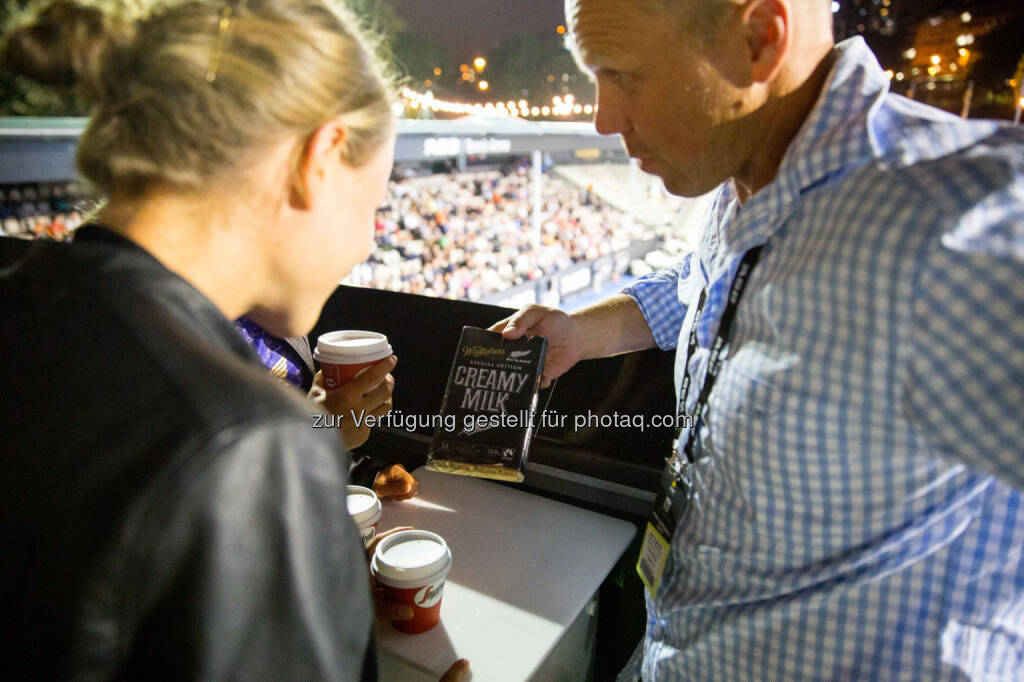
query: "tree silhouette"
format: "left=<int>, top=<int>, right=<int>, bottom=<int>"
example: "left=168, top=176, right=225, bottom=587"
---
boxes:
left=969, top=20, right=1023, bottom=93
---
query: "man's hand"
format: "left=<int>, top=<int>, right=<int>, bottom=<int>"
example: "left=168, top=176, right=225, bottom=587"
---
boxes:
left=489, top=305, right=584, bottom=388
left=310, top=355, right=396, bottom=449
left=373, top=463, right=419, bottom=500
left=490, top=296, right=657, bottom=387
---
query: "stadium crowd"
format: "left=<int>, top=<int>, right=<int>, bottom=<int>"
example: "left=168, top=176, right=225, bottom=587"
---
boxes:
left=344, top=167, right=655, bottom=300
left=1, top=183, right=89, bottom=241
left=3, top=168, right=656, bottom=301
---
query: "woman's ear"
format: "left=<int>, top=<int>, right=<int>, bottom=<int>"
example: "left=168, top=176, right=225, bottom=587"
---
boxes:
left=291, top=118, right=349, bottom=210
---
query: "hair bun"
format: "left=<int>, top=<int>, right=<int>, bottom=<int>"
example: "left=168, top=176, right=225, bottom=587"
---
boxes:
left=2, top=0, right=112, bottom=98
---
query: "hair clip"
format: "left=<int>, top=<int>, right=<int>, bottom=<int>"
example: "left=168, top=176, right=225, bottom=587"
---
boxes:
left=205, top=5, right=234, bottom=83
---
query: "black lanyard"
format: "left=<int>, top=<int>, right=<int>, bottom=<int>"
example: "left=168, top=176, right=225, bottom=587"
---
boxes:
left=675, top=245, right=765, bottom=464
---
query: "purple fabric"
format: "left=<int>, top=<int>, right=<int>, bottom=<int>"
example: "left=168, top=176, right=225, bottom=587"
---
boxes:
left=234, top=317, right=310, bottom=390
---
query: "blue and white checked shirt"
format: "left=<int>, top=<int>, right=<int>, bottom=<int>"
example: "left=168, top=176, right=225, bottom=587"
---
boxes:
left=620, top=37, right=1024, bottom=680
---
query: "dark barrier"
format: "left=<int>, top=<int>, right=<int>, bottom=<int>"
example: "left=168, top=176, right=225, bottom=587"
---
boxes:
left=0, top=235, right=36, bottom=266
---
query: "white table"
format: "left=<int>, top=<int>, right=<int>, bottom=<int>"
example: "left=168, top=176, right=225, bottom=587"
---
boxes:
left=375, top=469, right=636, bottom=681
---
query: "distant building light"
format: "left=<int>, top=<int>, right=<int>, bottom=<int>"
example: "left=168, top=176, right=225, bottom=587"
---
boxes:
left=961, top=12, right=971, bottom=23
left=930, top=55, right=941, bottom=65
left=885, top=70, right=895, bottom=80
left=903, top=48, right=916, bottom=60
left=831, top=1, right=840, bottom=13
left=583, top=104, right=593, bottom=114
left=895, top=72, right=905, bottom=81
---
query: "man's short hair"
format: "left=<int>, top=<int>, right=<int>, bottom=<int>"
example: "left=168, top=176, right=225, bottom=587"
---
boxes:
left=653, top=0, right=832, bottom=41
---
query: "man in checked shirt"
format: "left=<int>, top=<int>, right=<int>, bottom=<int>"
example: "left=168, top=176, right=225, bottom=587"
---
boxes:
left=493, top=0, right=1024, bottom=679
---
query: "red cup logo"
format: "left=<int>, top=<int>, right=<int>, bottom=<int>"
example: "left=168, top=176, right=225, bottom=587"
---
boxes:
left=414, top=581, right=445, bottom=608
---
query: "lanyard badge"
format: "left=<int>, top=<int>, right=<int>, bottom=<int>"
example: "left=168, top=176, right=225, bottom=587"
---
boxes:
left=636, top=245, right=764, bottom=597
left=637, top=451, right=693, bottom=595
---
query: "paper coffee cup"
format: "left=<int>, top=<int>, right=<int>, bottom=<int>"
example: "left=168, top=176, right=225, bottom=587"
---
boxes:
left=346, top=485, right=382, bottom=548
left=371, top=529, right=452, bottom=634
left=314, top=330, right=393, bottom=389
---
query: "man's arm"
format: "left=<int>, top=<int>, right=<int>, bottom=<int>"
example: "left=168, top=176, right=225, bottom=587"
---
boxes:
left=491, top=294, right=655, bottom=387
left=901, top=156, right=1024, bottom=490
left=492, top=255, right=695, bottom=386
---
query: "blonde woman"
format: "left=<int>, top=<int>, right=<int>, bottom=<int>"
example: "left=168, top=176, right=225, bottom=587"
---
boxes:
left=1, top=1, right=465, bottom=679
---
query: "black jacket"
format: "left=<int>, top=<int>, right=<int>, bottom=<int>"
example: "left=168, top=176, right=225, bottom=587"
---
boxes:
left=0, top=227, right=376, bottom=680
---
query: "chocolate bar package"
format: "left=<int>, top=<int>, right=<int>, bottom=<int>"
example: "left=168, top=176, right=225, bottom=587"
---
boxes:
left=426, top=326, right=547, bottom=482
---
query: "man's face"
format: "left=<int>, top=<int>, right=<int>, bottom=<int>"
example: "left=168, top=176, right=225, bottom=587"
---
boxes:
left=570, top=0, right=755, bottom=197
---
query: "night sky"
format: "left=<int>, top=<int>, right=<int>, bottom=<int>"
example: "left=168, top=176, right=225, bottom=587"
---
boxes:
left=384, top=0, right=565, bottom=60
left=383, top=0, right=999, bottom=61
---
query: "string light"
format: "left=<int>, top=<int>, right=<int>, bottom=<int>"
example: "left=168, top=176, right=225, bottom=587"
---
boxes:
left=398, top=87, right=596, bottom=120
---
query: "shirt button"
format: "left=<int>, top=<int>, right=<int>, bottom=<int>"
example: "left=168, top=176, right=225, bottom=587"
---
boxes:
left=651, top=623, right=665, bottom=639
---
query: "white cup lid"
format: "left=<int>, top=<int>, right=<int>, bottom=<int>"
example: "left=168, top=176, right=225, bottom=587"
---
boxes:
left=314, top=330, right=392, bottom=365
left=372, top=530, right=452, bottom=586
left=346, top=485, right=382, bottom=526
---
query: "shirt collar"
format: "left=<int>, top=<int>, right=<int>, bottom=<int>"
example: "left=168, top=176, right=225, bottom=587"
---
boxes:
left=723, top=37, right=890, bottom=254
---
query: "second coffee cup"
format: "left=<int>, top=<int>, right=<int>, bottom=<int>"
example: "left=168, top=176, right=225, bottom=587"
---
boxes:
left=314, top=330, right=393, bottom=389
left=346, top=485, right=382, bottom=548
left=371, top=529, right=452, bottom=634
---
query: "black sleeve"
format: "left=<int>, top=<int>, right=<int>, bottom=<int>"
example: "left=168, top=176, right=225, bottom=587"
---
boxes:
left=116, top=419, right=376, bottom=681
left=349, top=453, right=388, bottom=489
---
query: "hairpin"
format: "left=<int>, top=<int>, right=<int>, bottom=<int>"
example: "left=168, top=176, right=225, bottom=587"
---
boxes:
left=205, top=5, right=235, bottom=83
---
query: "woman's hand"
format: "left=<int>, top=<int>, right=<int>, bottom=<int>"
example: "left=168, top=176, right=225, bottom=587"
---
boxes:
left=310, top=355, right=396, bottom=449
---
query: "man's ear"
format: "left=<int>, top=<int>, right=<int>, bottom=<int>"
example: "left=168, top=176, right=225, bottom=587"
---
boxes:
left=741, top=0, right=791, bottom=83
left=291, top=118, right=348, bottom=210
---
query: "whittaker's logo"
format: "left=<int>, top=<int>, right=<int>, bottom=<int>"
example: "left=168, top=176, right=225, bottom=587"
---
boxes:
left=415, top=581, right=445, bottom=608
left=461, top=345, right=505, bottom=359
